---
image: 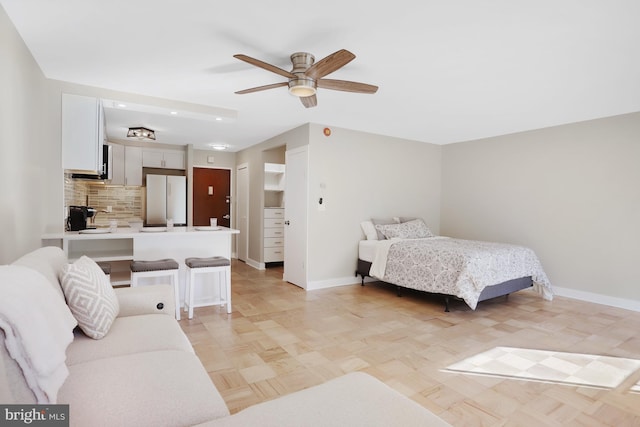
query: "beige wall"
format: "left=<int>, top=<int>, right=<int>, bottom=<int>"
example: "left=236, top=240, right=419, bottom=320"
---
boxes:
left=0, top=6, right=56, bottom=263
left=192, top=148, right=236, bottom=169
left=441, top=113, right=640, bottom=306
left=306, top=124, right=442, bottom=287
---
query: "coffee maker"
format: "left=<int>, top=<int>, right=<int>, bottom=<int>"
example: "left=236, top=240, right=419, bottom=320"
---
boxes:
left=67, top=206, right=97, bottom=231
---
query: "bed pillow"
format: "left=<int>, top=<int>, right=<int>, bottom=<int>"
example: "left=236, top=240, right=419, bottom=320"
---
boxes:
left=60, top=256, right=119, bottom=340
left=399, top=217, right=416, bottom=223
left=371, top=218, right=400, bottom=240
left=375, top=219, right=435, bottom=239
left=360, top=221, right=378, bottom=240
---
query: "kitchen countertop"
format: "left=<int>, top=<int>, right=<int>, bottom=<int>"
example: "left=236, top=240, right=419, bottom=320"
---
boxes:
left=42, top=226, right=239, bottom=240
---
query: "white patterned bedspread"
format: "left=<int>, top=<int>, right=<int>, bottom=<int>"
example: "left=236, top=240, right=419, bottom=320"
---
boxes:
left=369, top=237, right=553, bottom=309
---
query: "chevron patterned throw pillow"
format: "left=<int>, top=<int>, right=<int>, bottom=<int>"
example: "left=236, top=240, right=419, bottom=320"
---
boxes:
left=61, top=256, right=119, bottom=339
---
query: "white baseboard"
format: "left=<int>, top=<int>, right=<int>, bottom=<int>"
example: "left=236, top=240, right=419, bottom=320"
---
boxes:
left=306, top=275, right=365, bottom=291
left=244, top=258, right=264, bottom=270
left=553, top=286, right=640, bottom=312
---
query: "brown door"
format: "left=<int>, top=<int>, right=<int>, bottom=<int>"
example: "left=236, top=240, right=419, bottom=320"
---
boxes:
left=193, top=168, right=231, bottom=227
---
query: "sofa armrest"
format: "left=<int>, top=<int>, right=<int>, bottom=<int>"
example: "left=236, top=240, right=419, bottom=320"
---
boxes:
left=114, top=285, right=176, bottom=318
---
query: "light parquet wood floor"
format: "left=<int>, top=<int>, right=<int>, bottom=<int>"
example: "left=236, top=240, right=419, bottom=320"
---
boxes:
left=179, top=260, right=640, bottom=426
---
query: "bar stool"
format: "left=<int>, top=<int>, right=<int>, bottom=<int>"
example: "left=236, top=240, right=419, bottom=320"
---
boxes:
left=96, top=261, right=112, bottom=287
left=96, top=262, right=111, bottom=277
left=184, top=256, right=231, bottom=319
left=130, top=259, right=181, bottom=320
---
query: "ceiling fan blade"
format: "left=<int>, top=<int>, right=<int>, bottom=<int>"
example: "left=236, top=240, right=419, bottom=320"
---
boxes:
left=300, top=94, right=317, bottom=108
left=305, top=49, right=355, bottom=79
left=235, top=82, right=288, bottom=94
left=233, top=54, right=295, bottom=78
left=317, top=79, right=378, bottom=94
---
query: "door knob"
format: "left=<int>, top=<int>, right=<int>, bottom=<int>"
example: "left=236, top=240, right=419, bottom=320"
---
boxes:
left=284, top=220, right=290, bottom=225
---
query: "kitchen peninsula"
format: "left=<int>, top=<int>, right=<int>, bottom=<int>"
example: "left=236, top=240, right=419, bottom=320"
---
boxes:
left=42, top=227, right=239, bottom=307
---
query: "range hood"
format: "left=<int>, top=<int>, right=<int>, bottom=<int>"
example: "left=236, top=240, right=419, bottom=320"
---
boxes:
left=71, top=145, right=112, bottom=181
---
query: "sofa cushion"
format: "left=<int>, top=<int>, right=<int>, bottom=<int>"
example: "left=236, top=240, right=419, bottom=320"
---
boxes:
left=61, top=256, right=119, bottom=339
left=197, top=372, right=451, bottom=427
left=66, top=314, right=194, bottom=365
left=11, top=246, right=67, bottom=301
left=58, top=350, right=230, bottom=427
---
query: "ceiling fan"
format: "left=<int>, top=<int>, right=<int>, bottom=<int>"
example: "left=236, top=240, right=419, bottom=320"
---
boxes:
left=233, top=49, right=378, bottom=108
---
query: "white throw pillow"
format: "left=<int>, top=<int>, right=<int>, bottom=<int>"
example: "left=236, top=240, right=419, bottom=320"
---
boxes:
left=360, top=221, right=378, bottom=240
left=61, top=256, right=119, bottom=339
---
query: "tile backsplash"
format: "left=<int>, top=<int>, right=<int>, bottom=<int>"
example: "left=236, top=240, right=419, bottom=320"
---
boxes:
left=64, top=174, right=144, bottom=228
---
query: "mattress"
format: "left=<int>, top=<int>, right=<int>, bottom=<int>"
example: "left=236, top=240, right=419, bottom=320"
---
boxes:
left=358, top=240, right=379, bottom=263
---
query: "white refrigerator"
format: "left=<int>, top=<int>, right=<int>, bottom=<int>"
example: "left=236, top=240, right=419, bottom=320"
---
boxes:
left=146, top=174, right=187, bottom=226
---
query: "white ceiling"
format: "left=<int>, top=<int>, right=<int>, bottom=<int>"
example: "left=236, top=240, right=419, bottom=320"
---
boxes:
left=3, top=0, right=640, bottom=152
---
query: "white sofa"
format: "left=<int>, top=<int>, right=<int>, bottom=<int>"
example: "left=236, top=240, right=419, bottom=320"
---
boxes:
left=0, top=247, right=451, bottom=427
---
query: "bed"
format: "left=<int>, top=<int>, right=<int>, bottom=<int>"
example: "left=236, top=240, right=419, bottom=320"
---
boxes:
left=356, top=219, right=553, bottom=311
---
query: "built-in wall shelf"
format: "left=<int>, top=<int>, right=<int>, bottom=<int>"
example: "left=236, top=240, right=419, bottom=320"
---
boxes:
left=264, top=163, right=285, bottom=208
left=264, top=163, right=285, bottom=192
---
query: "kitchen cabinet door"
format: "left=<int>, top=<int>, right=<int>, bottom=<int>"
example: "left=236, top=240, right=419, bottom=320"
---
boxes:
left=109, top=143, right=125, bottom=185
left=124, top=146, right=142, bottom=186
left=62, top=94, right=105, bottom=173
left=142, top=149, right=164, bottom=168
left=142, top=149, right=185, bottom=169
left=163, top=151, right=185, bottom=169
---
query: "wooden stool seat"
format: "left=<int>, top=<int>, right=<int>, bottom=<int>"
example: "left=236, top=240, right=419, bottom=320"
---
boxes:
left=184, top=257, right=231, bottom=319
left=130, top=259, right=181, bottom=320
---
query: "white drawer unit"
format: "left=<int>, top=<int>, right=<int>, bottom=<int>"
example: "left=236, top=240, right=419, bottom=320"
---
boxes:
left=264, top=218, right=285, bottom=228
left=263, top=208, right=284, bottom=263
left=264, top=208, right=284, bottom=219
left=264, top=227, right=284, bottom=238
left=264, top=237, right=284, bottom=247
left=264, top=247, right=284, bottom=263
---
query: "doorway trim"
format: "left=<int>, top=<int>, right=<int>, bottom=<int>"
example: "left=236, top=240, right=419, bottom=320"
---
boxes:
left=236, top=163, right=254, bottom=267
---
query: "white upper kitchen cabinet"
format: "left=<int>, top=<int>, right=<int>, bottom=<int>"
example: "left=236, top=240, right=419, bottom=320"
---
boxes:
left=124, top=146, right=143, bottom=185
left=142, top=148, right=185, bottom=169
left=109, top=144, right=143, bottom=186
left=62, top=94, right=105, bottom=173
left=109, top=143, right=125, bottom=184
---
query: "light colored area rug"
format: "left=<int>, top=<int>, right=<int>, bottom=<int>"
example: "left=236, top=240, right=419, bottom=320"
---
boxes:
left=444, top=346, right=640, bottom=390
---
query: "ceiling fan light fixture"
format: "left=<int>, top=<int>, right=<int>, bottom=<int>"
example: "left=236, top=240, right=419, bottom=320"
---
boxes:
left=288, top=78, right=316, bottom=97
left=127, top=126, right=156, bottom=141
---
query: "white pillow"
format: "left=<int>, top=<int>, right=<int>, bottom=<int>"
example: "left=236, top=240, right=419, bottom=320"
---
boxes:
left=375, top=219, right=435, bottom=240
left=61, top=256, right=119, bottom=339
left=360, top=221, right=378, bottom=240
